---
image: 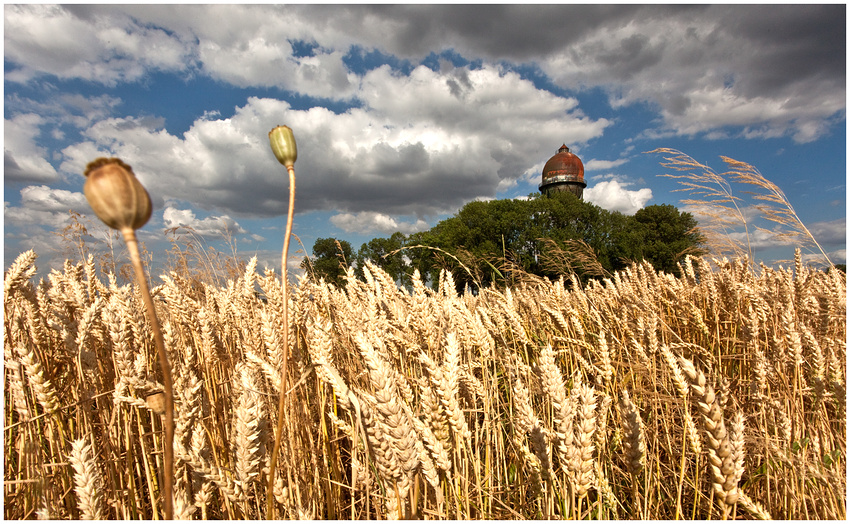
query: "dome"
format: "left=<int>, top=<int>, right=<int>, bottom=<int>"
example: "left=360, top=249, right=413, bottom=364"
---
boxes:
left=539, top=144, right=586, bottom=198
left=542, top=144, right=585, bottom=185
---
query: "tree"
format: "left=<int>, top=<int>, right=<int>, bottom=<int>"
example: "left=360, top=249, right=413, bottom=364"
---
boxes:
left=334, top=194, right=706, bottom=291
left=630, top=204, right=706, bottom=275
left=407, top=193, right=706, bottom=289
left=303, top=237, right=353, bottom=287
left=356, top=232, right=408, bottom=285
left=526, top=192, right=624, bottom=278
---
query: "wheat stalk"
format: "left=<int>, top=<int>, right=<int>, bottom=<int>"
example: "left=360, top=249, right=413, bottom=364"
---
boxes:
left=3, top=225, right=845, bottom=520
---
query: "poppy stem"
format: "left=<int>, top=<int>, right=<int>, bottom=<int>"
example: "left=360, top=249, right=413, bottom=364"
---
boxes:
left=123, top=227, right=174, bottom=519
left=267, top=164, right=296, bottom=519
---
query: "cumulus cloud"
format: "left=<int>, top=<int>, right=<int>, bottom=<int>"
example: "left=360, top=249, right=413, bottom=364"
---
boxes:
left=330, top=211, right=429, bottom=235
left=6, top=93, right=123, bottom=130
left=4, top=114, right=60, bottom=183
left=6, top=5, right=840, bottom=141
left=585, top=158, right=628, bottom=171
left=808, top=217, right=846, bottom=247
left=4, top=95, right=124, bottom=188
left=585, top=180, right=652, bottom=215
left=4, top=186, right=98, bottom=269
left=536, top=5, right=844, bottom=143
left=162, top=206, right=247, bottom=237
left=681, top=203, right=766, bottom=226
left=3, top=4, right=843, bottom=273
left=723, top=228, right=802, bottom=251
left=4, top=4, right=195, bottom=85
left=5, top=185, right=88, bottom=232
left=825, top=249, right=846, bottom=265
left=682, top=208, right=845, bottom=260
left=19, top=185, right=88, bottom=212
left=58, top=65, right=609, bottom=219
left=201, top=40, right=358, bottom=98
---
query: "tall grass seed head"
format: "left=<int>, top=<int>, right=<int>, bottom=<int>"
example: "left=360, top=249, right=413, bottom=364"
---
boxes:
left=269, top=125, right=297, bottom=167
left=83, top=157, right=152, bottom=231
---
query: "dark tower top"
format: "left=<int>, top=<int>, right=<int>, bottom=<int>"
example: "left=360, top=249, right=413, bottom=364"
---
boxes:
left=539, top=144, right=586, bottom=198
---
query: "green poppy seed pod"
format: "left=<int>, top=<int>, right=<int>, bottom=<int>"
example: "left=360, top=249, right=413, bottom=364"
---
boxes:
left=83, top=157, right=152, bottom=231
left=269, top=125, right=297, bottom=167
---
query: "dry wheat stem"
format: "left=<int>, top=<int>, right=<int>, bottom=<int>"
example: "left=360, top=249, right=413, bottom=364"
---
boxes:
left=3, top=244, right=845, bottom=520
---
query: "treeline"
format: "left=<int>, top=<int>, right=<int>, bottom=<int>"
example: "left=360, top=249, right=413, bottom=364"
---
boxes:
left=304, top=192, right=705, bottom=291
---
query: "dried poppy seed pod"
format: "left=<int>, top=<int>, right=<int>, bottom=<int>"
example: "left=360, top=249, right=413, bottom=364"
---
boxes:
left=269, top=125, right=297, bottom=167
left=145, top=391, right=166, bottom=415
left=83, top=157, right=152, bottom=231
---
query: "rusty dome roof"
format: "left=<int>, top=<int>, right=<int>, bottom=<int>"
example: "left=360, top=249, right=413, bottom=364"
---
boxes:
left=542, top=144, right=584, bottom=184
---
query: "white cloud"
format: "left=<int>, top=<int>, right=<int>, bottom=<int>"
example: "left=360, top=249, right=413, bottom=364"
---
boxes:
left=200, top=38, right=358, bottom=98
left=162, top=206, right=247, bottom=237
left=826, top=249, right=846, bottom=265
left=4, top=114, right=60, bottom=183
left=723, top=228, right=800, bottom=251
left=57, top=64, right=609, bottom=219
left=20, top=185, right=88, bottom=212
left=808, top=217, right=846, bottom=246
left=519, top=161, right=546, bottom=186
left=4, top=185, right=87, bottom=232
left=4, top=5, right=194, bottom=86
left=6, top=93, right=123, bottom=130
left=5, top=5, right=841, bottom=142
left=657, top=87, right=844, bottom=144
left=683, top=206, right=845, bottom=250
left=584, top=180, right=652, bottom=215
left=681, top=203, right=769, bottom=227
left=330, top=211, right=429, bottom=235
left=536, top=6, right=844, bottom=143
left=4, top=186, right=95, bottom=269
left=3, top=4, right=842, bottom=274
left=585, top=158, right=628, bottom=171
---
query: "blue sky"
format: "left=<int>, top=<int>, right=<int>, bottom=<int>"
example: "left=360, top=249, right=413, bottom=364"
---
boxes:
left=4, top=4, right=846, bottom=277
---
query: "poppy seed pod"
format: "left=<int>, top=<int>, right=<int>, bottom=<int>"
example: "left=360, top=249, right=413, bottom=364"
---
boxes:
left=83, top=158, right=152, bottom=231
left=145, top=391, right=166, bottom=415
left=269, top=125, right=297, bottom=167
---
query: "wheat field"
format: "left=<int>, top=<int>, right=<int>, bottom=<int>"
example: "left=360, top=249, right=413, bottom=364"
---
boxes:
left=3, top=246, right=846, bottom=519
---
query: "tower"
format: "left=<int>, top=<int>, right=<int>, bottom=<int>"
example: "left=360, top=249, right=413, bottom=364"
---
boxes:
left=539, top=144, right=586, bottom=198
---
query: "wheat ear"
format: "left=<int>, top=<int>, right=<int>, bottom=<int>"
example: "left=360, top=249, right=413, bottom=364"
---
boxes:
left=619, top=389, right=646, bottom=476
left=4, top=249, right=38, bottom=298
left=68, top=438, right=107, bottom=520
left=232, top=363, right=267, bottom=488
left=572, top=383, right=597, bottom=498
left=538, top=345, right=577, bottom=473
left=511, top=377, right=546, bottom=498
left=20, top=348, right=60, bottom=415
left=357, top=333, right=420, bottom=491
left=678, top=356, right=739, bottom=515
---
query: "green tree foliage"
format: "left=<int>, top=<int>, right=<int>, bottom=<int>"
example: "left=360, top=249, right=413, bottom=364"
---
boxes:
left=356, top=193, right=705, bottom=291
left=632, top=204, right=705, bottom=276
left=356, top=232, right=408, bottom=285
left=407, top=193, right=630, bottom=290
left=303, top=237, right=353, bottom=287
